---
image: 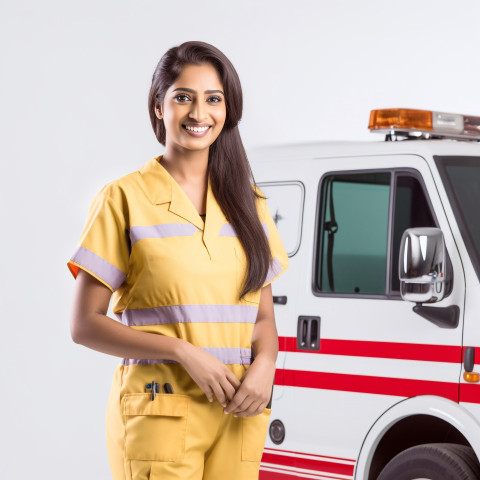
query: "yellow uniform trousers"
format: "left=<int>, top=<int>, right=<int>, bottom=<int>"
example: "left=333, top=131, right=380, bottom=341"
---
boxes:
left=106, top=362, right=271, bottom=480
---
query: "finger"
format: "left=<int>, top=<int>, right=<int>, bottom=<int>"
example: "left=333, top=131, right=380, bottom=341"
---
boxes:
left=250, top=401, right=267, bottom=417
left=220, top=379, right=237, bottom=402
left=225, top=369, right=242, bottom=390
left=235, top=400, right=263, bottom=417
left=203, top=386, right=214, bottom=403
left=224, top=388, right=248, bottom=413
left=211, top=383, right=228, bottom=406
left=231, top=396, right=255, bottom=416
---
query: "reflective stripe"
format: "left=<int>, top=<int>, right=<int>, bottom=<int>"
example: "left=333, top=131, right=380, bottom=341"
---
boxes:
left=70, top=245, right=126, bottom=290
left=129, top=223, right=200, bottom=245
left=117, top=303, right=258, bottom=327
left=265, top=257, right=283, bottom=284
left=123, top=358, right=178, bottom=365
left=122, top=347, right=252, bottom=366
left=219, top=222, right=269, bottom=238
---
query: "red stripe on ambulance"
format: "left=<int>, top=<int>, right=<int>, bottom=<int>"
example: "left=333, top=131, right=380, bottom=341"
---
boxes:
left=275, top=369, right=458, bottom=401
left=279, top=337, right=461, bottom=363
left=260, top=466, right=350, bottom=480
left=261, top=452, right=354, bottom=476
left=263, top=447, right=355, bottom=463
left=260, top=449, right=355, bottom=479
left=460, top=383, right=480, bottom=404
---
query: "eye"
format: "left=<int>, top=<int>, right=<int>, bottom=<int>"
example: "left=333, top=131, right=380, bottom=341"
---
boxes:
left=174, top=93, right=191, bottom=103
left=208, top=96, right=222, bottom=104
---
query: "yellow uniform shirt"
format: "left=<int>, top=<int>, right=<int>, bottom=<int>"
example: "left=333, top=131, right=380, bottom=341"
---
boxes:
left=67, top=155, right=289, bottom=367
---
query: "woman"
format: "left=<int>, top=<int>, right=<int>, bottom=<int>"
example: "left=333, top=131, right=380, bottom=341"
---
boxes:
left=68, top=41, right=289, bottom=480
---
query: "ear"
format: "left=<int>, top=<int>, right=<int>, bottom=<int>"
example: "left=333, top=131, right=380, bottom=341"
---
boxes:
left=154, top=105, right=163, bottom=120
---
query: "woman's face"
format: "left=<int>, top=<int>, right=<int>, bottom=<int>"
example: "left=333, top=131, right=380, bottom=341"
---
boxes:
left=156, top=63, right=227, bottom=154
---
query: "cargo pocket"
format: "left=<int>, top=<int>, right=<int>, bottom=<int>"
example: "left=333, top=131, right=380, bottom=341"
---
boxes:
left=241, top=407, right=272, bottom=462
left=122, top=393, right=189, bottom=462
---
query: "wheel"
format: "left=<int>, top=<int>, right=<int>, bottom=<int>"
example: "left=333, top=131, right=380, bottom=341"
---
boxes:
left=377, top=443, right=480, bottom=480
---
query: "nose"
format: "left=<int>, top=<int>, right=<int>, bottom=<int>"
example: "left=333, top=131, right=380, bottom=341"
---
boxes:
left=188, top=98, right=208, bottom=122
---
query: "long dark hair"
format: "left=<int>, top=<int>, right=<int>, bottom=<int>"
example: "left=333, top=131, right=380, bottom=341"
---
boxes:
left=148, top=41, right=271, bottom=300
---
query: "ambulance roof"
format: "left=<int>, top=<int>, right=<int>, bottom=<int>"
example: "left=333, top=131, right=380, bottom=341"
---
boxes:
left=248, top=139, right=480, bottom=163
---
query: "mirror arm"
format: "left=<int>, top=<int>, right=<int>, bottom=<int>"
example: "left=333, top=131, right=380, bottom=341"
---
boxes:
left=412, top=304, right=460, bottom=329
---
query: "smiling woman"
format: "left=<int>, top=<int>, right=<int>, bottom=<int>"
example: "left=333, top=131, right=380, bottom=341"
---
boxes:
left=67, top=40, right=289, bottom=480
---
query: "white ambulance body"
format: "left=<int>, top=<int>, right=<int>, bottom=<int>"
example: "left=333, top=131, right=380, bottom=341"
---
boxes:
left=251, top=109, right=480, bottom=480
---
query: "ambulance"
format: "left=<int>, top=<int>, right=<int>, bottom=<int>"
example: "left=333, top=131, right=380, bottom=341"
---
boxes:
left=250, top=108, right=480, bottom=480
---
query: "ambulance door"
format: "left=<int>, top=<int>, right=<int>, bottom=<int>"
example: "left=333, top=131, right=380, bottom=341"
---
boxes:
left=271, top=156, right=464, bottom=479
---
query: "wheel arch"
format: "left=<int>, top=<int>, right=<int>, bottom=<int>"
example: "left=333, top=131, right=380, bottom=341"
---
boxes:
left=354, top=396, right=480, bottom=480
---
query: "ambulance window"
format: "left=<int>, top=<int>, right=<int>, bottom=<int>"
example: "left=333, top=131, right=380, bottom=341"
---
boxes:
left=257, top=181, right=304, bottom=256
left=390, top=175, right=436, bottom=292
left=435, top=156, right=480, bottom=282
left=316, top=172, right=391, bottom=295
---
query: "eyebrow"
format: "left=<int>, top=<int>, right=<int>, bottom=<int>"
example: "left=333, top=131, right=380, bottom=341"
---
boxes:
left=172, top=87, right=224, bottom=95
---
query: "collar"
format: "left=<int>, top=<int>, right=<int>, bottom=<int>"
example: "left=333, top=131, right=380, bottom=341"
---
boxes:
left=138, top=156, right=172, bottom=205
left=138, top=156, right=227, bottom=259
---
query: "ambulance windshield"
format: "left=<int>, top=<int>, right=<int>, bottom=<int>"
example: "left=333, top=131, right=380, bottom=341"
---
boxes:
left=435, top=156, right=480, bottom=280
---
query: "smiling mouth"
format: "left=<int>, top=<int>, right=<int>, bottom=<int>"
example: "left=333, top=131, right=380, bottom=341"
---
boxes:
left=182, top=124, right=212, bottom=137
left=182, top=124, right=211, bottom=132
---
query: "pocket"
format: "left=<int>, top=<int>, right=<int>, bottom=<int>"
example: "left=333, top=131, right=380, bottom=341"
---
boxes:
left=122, top=393, right=189, bottom=461
left=241, top=407, right=272, bottom=462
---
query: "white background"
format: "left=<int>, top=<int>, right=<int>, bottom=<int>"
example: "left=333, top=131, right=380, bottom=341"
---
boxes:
left=1, top=1, right=480, bottom=478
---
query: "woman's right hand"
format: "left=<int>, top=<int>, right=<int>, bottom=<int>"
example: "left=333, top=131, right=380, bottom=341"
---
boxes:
left=177, top=341, right=241, bottom=406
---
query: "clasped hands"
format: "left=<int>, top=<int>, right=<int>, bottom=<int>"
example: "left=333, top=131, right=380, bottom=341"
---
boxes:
left=180, top=342, right=275, bottom=417
left=223, top=356, right=275, bottom=417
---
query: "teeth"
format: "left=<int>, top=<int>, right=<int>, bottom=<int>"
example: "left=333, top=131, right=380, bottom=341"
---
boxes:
left=185, top=125, right=210, bottom=132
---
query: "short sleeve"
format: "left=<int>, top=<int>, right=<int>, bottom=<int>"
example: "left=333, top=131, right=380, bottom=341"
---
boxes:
left=67, top=185, right=130, bottom=292
left=256, top=187, right=289, bottom=288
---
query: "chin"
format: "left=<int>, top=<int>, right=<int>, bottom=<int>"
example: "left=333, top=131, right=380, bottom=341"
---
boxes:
left=181, top=142, right=212, bottom=152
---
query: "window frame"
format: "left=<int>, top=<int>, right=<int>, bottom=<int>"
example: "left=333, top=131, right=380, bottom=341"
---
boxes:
left=257, top=180, right=306, bottom=258
left=312, top=167, right=439, bottom=300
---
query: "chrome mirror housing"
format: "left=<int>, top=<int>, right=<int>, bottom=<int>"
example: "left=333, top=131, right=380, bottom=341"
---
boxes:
left=399, top=227, right=447, bottom=304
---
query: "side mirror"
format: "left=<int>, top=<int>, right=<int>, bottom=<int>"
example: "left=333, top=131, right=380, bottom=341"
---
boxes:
left=399, top=227, right=447, bottom=304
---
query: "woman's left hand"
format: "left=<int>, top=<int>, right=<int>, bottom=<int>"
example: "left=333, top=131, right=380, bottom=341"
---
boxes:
left=223, top=356, right=275, bottom=417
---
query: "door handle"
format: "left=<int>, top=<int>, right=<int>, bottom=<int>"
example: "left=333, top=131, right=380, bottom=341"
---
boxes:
left=273, top=296, right=287, bottom=305
left=297, top=316, right=321, bottom=351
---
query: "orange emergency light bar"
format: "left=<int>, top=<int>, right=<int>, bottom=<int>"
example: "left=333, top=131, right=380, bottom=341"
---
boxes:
left=369, top=108, right=480, bottom=141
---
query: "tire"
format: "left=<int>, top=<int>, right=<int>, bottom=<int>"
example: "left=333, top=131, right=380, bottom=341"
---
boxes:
left=377, top=443, right=480, bottom=480
left=445, top=444, right=480, bottom=479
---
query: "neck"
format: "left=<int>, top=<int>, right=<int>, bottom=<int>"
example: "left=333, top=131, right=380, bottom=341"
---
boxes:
left=161, top=144, right=209, bottom=184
